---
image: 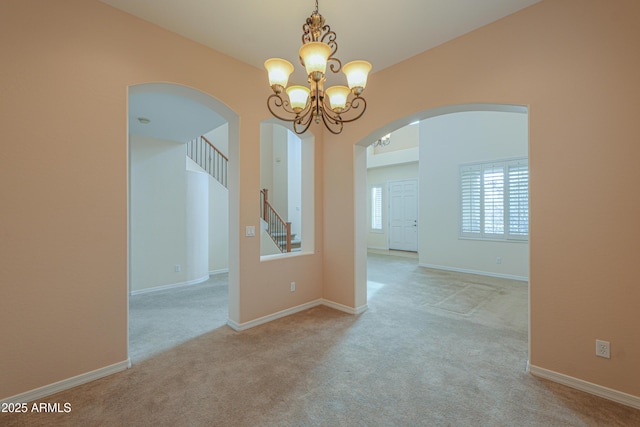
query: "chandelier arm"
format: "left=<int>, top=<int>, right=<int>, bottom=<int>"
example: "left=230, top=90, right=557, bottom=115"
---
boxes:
left=267, top=94, right=312, bottom=123
left=267, top=94, right=294, bottom=119
left=293, top=111, right=315, bottom=135
left=328, top=57, right=342, bottom=74
left=320, top=109, right=344, bottom=135
left=302, top=24, right=312, bottom=44
left=321, top=30, right=341, bottom=73
left=321, top=95, right=368, bottom=124
left=337, top=96, right=367, bottom=123
left=322, top=95, right=355, bottom=116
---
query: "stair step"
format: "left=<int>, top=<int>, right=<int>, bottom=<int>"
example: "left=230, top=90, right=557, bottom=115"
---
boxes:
left=271, top=232, right=296, bottom=239
left=275, top=238, right=301, bottom=251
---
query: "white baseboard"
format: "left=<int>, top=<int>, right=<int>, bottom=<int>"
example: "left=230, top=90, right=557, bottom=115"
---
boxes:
left=130, top=274, right=210, bottom=296
left=227, top=299, right=368, bottom=331
left=227, top=299, right=323, bottom=331
left=321, top=299, right=368, bottom=315
left=529, top=364, right=640, bottom=410
left=209, top=268, right=228, bottom=276
left=0, top=359, right=130, bottom=405
left=367, top=246, right=389, bottom=251
left=419, top=263, right=528, bottom=282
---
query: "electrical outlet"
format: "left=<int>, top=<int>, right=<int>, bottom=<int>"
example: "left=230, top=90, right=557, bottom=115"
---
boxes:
left=175, top=264, right=181, bottom=272
left=290, top=282, right=296, bottom=292
left=596, top=339, right=610, bottom=359
left=496, top=257, right=502, bottom=264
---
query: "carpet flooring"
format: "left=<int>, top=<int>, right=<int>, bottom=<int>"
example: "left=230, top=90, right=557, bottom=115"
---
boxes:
left=3, top=253, right=639, bottom=426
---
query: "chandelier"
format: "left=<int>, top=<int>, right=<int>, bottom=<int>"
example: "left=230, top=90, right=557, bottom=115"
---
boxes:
left=373, top=133, right=391, bottom=147
left=264, top=0, right=372, bottom=135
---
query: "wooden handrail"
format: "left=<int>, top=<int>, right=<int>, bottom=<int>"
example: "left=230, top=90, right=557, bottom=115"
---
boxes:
left=285, top=222, right=291, bottom=253
left=187, top=135, right=228, bottom=188
left=261, top=188, right=269, bottom=220
left=260, top=188, right=292, bottom=253
left=202, top=135, right=229, bottom=162
left=264, top=200, right=287, bottom=232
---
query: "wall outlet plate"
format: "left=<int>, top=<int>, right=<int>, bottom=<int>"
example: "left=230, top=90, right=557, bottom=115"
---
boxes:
left=596, top=339, right=610, bottom=359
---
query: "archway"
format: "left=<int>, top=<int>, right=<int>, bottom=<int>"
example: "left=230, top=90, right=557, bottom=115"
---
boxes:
left=356, top=103, right=530, bottom=353
left=127, top=82, right=240, bottom=362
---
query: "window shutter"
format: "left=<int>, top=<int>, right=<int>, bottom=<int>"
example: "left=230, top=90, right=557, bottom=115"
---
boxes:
left=507, top=160, right=529, bottom=239
left=460, top=165, right=481, bottom=235
left=460, top=158, right=528, bottom=241
left=483, top=164, right=505, bottom=236
left=371, top=186, right=383, bottom=230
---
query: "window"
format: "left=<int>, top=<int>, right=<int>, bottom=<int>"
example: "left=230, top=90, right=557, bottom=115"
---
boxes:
left=460, top=158, right=528, bottom=241
left=371, top=185, right=383, bottom=231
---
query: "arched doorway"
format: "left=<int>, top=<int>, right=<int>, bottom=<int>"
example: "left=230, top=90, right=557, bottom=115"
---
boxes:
left=127, top=83, right=239, bottom=362
left=357, top=103, right=530, bottom=356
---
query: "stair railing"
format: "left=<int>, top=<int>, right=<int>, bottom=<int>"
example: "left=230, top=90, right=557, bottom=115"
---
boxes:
left=187, top=135, right=228, bottom=188
left=260, top=189, right=292, bottom=253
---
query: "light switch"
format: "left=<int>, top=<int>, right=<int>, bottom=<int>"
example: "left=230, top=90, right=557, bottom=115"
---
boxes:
left=245, top=226, right=256, bottom=237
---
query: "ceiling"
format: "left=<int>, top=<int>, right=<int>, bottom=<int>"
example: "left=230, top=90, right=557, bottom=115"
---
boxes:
left=102, top=0, right=540, bottom=75
left=129, top=91, right=227, bottom=143
left=107, top=0, right=540, bottom=142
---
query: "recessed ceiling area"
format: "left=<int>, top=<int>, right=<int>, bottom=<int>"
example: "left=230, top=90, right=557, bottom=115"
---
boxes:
left=101, top=0, right=541, bottom=75
left=128, top=89, right=226, bottom=143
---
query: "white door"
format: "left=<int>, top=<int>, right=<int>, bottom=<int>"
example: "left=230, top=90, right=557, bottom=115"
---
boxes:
left=388, top=179, right=418, bottom=252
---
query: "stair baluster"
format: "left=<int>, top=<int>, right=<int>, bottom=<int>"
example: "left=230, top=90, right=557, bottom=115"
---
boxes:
left=186, top=135, right=228, bottom=188
left=260, top=189, right=293, bottom=253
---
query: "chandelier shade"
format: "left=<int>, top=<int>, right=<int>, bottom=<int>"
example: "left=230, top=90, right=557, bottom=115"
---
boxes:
left=264, top=0, right=371, bottom=134
left=343, top=60, right=372, bottom=93
left=264, top=58, right=294, bottom=92
left=326, top=85, right=350, bottom=113
left=286, top=85, right=311, bottom=112
left=299, top=42, right=332, bottom=77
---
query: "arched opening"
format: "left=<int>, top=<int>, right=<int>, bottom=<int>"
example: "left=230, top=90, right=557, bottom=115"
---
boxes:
left=356, top=103, right=530, bottom=356
left=259, top=119, right=315, bottom=259
left=127, top=82, right=239, bottom=362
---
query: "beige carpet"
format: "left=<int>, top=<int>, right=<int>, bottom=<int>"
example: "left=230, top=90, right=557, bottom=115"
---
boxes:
left=3, top=254, right=639, bottom=426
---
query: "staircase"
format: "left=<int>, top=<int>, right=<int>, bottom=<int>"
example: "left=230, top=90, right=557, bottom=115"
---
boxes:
left=260, top=189, right=300, bottom=253
left=186, top=135, right=228, bottom=188
left=271, top=230, right=301, bottom=252
left=186, top=137, right=299, bottom=253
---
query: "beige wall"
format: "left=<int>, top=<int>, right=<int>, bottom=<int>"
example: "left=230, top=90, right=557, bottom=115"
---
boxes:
left=1, top=0, right=639, bottom=404
left=0, top=0, right=324, bottom=400
left=324, top=0, right=640, bottom=398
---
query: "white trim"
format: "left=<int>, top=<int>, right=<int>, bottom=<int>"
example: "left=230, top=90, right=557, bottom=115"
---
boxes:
left=419, top=263, right=528, bottom=282
left=227, top=300, right=323, bottom=331
left=129, top=275, right=210, bottom=296
left=529, top=364, right=640, bottom=410
left=227, top=299, right=368, bottom=331
left=260, top=250, right=314, bottom=262
left=0, top=360, right=130, bottom=405
left=367, top=246, right=390, bottom=251
left=209, top=268, right=228, bottom=276
left=321, top=299, right=368, bottom=315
